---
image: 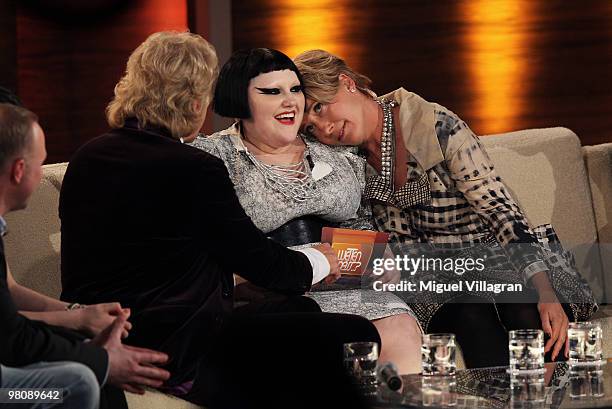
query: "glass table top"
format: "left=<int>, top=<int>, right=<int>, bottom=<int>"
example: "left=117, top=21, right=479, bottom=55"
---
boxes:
left=373, top=360, right=612, bottom=409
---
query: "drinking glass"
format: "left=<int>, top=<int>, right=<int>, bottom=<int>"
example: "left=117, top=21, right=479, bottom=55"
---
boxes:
left=422, top=333, right=456, bottom=376
left=568, top=321, right=604, bottom=399
left=508, top=329, right=544, bottom=374
left=568, top=322, right=603, bottom=363
left=344, top=342, right=379, bottom=395
left=508, top=329, right=545, bottom=403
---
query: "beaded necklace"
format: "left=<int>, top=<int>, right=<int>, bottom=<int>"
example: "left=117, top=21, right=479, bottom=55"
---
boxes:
left=376, top=98, right=398, bottom=185
left=242, top=145, right=318, bottom=202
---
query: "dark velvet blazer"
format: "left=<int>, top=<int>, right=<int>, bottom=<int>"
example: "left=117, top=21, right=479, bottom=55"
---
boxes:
left=59, top=120, right=313, bottom=385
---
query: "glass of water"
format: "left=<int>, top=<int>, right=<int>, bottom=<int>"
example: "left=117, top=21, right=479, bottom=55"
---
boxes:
left=508, top=329, right=544, bottom=374
left=568, top=321, right=603, bottom=363
left=509, top=329, right=545, bottom=403
left=568, top=321, right=604, bottom=399
left=344, top=342, right=379, bottom=395
left=422, top=333, right=456, bottom=376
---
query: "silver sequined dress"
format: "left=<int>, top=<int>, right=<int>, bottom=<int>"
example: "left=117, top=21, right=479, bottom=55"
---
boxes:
left=191, top=124, right=417, bottom=322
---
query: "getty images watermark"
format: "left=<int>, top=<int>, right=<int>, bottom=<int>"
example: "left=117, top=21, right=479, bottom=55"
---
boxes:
left=368, top=254, right=524, bottom=294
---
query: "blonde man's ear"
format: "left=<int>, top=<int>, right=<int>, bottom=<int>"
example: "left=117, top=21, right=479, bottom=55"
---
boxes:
left=193, top=98, right=204, bottom=114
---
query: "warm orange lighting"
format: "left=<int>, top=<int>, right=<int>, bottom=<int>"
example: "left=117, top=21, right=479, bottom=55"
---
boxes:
left=461, top=0, right=532, bottom=134
left=269, top=0, right=350, bottom=58
left=142, top=0, right=188, bottom=32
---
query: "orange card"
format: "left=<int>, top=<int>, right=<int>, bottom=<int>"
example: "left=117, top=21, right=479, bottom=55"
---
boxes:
left=321, top=227, right=389, bottom=276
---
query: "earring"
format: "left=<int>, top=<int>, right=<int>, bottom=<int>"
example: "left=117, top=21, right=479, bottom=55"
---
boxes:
left=350, top=87, right=356, bottom=93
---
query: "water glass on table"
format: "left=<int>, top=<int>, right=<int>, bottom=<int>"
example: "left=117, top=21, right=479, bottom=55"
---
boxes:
left=343, top=341, right=379, bottom=396
left=422, top=333, right=456, bottom=376
left=508, top=329, right=545, bottom=403
left=567, top=321, right=605, bottom=399
left=421, top=333, right=457, bottom=407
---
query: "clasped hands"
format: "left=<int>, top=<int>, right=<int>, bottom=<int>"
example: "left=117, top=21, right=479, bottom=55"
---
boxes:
left=85, top=305, right=171, bottom=394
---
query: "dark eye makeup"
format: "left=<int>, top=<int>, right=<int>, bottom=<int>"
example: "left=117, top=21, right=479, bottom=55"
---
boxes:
left=255, top=85, right=303, bottom=95
left=255, top=87, right=280, bottom=95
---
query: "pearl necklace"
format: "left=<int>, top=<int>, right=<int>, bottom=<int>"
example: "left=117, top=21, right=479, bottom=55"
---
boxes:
left=376, top=98, right=398, bottom=183
left=243, top=147, right=318, bottom=203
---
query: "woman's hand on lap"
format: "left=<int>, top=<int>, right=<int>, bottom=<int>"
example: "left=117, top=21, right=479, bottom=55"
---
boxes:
left=537, top=291, right=569, bottom=361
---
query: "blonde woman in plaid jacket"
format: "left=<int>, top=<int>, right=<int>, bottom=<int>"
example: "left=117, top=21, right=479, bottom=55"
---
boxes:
left=295, top=50, right=596, bottom=368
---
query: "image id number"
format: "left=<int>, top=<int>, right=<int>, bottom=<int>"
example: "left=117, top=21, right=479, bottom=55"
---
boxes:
left=0, top=388, right=63, bottom=403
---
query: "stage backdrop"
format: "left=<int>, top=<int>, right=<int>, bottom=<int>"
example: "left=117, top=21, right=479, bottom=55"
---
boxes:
left=232, top=0, right=612, bottom=147
left=2, top=0, right=611, bottom=162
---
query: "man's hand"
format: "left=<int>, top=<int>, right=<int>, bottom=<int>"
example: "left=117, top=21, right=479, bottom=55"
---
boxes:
left=92, top=313, right=170, bottom=394
left=538, top=291, right=569, bottom=361
left=77, top=303, right=132, bottom=338
left=313, top=243, right=341, bottom=284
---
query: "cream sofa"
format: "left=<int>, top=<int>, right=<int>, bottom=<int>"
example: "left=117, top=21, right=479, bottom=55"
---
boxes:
left=4, top=127, right=612, bottom=408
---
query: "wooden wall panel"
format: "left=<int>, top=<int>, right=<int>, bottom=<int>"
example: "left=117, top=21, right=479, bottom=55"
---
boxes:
left=0, top=0, right=17, bottom=92
left=232, top=0, right=612, bottom=146
left=188, top=0, right=233, bottom=133
left=16, top=0, right=188, bottom=163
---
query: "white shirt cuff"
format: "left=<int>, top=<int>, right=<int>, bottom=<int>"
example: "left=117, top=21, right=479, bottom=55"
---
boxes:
left=297, top=248, right=330, bottom=285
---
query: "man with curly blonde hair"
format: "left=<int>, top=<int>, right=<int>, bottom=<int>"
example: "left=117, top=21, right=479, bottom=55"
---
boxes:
left=106, top=31, right=218, bottom=142
left=60, top=32, right=379, bottom=409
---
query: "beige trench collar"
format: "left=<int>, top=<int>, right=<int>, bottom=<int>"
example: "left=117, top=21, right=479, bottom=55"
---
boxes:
left=380, top=88, right=444, bottom=171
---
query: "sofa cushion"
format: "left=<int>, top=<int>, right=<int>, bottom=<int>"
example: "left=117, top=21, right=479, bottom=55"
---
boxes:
left=4, top=175, right=62, bottom=298
left=583, top=143, right=612, bottom=301
left=126, top=390, right=201, bottom=409
left=481, top=127, right=604, bottom=301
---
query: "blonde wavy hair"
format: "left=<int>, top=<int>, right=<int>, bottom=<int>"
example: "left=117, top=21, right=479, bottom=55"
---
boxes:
left=106, top=31, right=218, bottom=139
left=293, top=49, right=372, bottom=103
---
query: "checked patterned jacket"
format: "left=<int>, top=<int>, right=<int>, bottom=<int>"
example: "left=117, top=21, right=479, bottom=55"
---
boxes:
left=364, top=88, right=595, bottom=328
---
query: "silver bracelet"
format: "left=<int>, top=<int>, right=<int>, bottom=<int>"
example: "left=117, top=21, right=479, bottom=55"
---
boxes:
left=66, top=303, right=86, bottom=311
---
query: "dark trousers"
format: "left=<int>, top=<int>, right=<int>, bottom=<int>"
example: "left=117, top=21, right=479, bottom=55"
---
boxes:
left=429, top=294, right=574, bottom=368
left=185, top=296, right=381, bottom=409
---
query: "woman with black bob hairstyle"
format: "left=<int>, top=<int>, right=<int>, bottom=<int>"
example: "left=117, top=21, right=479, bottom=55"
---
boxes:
left=212, top=48, right=304, bottom=118
left=59, top=33, right=381, bottom=409
left=191, top=48, right=424, bottom=374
